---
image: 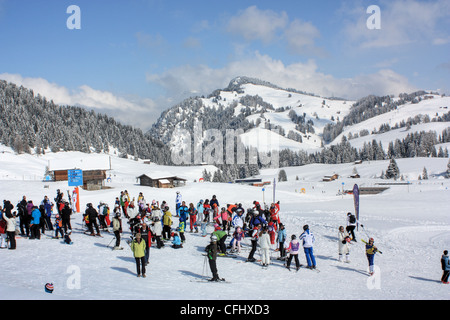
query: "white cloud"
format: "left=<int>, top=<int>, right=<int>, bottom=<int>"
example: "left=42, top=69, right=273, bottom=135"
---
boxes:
left=146, top=52, right=417, bottom=101
left=284, top=19, right=323, bottom=56
left=227, top=6, right=288, bottom=44
left=343, top=0, right=450, bottom=48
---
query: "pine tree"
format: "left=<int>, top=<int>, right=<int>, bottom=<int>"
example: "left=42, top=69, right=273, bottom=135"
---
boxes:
left=422, top=167, right=428, bottom=180
left=385, top=158, right=400, bottom=180
left=278, top=169, right=287, bottom=182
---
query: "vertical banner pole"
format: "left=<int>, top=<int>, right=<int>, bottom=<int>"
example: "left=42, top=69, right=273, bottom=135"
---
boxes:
left=353, top=184, right=360, bottom=231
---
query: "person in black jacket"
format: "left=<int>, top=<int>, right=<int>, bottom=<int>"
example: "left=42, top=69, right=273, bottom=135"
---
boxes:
left=17, top=196, right=29, bottom=237
left=61, top=202, right=72, bottom=233
left=85, top=203, right=101, bottom=236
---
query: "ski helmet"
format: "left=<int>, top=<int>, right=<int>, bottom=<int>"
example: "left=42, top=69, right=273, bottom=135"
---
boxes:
left=303, top=224, right=309, bottom=231
left=211, top=234, right=218, bottom=242
left=45, top=283, right=54, bottom=294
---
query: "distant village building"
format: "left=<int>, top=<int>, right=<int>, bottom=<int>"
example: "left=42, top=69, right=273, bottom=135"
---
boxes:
left=323, top=174, right=339, bottom=182
left=137, top=175, right=187, bottom=188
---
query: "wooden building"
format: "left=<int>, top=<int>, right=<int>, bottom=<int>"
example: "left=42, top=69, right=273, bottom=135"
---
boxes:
left=49, top=156, right=110, bottom=191
left=137, top=175, right=187, bottom=188
left=323, top=174, right=339, bottom=182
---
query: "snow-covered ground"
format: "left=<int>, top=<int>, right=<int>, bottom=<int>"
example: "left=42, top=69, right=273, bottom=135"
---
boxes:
left=0, top=148, right=449, bottom=300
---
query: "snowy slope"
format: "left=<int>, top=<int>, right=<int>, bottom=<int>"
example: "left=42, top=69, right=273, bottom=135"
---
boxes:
left=331, top=94, right=450, bottom=149
left=0, top=149, right=449, bottom=300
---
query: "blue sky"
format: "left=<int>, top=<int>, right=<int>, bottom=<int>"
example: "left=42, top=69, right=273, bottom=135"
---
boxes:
left=0, top=0, right=449, bottom=130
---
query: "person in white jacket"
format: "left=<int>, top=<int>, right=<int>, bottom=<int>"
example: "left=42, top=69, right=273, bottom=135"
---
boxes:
left=299, top=225, right=316, bottom=269
left=2, top=211, right=17, bottom=250
left=338, top=226, right=350, bottom=263
left=259, top=226, right=272, bottom=267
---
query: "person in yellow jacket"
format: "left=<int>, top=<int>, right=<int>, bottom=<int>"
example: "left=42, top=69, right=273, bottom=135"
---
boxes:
left=162, top=206, right=173, bottom=240
left=131, top=233, right=147, bottom=278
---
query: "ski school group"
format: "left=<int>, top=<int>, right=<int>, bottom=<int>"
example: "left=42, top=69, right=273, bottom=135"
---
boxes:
left=1, top=188, right=449, bottom=285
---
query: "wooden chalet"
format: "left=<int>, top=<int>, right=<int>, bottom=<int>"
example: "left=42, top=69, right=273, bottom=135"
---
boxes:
left=137, top=175, right=187, bottom=188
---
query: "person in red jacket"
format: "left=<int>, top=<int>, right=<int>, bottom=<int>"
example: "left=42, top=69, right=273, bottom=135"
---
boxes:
left=270, top=202, right=281, bottom=226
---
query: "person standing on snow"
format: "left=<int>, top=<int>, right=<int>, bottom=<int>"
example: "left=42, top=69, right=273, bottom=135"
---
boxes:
left=338, top=226, right=351, bottom=263
left=247, top=224, right=261, bottom=262
left=441, top=250, right=450, bottom=284
left=131, top=233, right=146, bottom=278
left=112, top=210, right=123, bottom=250
left=259, top=226, right=272, bottom=267
left=346, top=212, right=358, bottom=242
left=205, top=234, right=223, bottom=282
left=364, top=237, right=380, bottom=276
left=285, top=235, right=301, bottom=271
left=299, top=224, right=316, bottom=270
left=188, top=203, right=198, bottom=233
left=276, top=223, right=287, bottom=260
left=175, top=191, right=182, bottom=217
left=2, top=207, right=17, bottom=250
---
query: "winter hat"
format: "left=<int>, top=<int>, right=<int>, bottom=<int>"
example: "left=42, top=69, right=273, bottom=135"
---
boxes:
left=444, top=250, right=448, bottom=255
left=45, top=283, right=54, bottom=294
left=214, top=224, right=221, bottom=231
left=211, top=234, right=218, bottom=242
left=291, top=235, right=296, bottom=240
left=303, top=225, right=309, bottom=231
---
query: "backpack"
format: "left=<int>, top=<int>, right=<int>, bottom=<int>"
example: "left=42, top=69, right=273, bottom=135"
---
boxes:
left=349, top=215, right=356, bottom=224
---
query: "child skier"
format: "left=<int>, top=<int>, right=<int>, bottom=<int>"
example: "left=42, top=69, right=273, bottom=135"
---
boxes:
left=112, top=210, right=123, bottom=250
left=231, top=226, right=245, bottom=254
left=205, top=234, right=224, bottom=282
left=285, top=235, right=301, bottom=271
left=364, top=237, right=380, bottom=276
left=201, top=218, right=208, bottom=237
left=171, top=232, right=183, bottom=249
left=53, top=214, right=64, bottom=239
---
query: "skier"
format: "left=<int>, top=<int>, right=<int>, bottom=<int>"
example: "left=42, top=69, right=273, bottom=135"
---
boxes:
left=276, top=223, right=287, bottom=260
left=112, top=209, right=123, bottom=250
left=269, top=202, right=281, bottom=226
left=64, top=230, right=73, bottom=245
left=205, top=234, right=223, bottom=282
left=231, top=226, right=245, bottom=254
left=61, top=201, right=72, bottom=233
left=2, top=208, right=16, bottom=250
left=259, top=226, right=272, bottom=267
left=162, top=206, right=172, bottom=240
left=212, top=227, right=228, bottom=255
left=364, top=237, right=379, bottom=276
left=85, top=203, right=101, bottom=237
left=139, top=223, right=151, bottom=265
left=338, top=226, right=351, bottom=263
left=346, top=212, right=358, bottom=242
left=267, top=219, right=277, bottom=245
left=247, top=224, right=261, bottom=262
left=150, top=216, right=164, bottom=248
left=53, top=214, right=64, bottom=239
left=175, top=191, right=182, bottom=217
left=41, top=196, right=53, bottom=231
left=178, top=201, right=189, bottom=226
left=171, top=232, right=183, bottom=249
left=130, top=233, right=146, bottom=278
left=178, top=219, right=186, bottom=243
left=441, top=250, right=450, bottom=284
left=299, top=225, right=316, bottom=270
left=196, top=200, right=204, bottom=222
left=188, top=203, right=198, bottom=233
left=30, top=205, right=41, bottom=240
left=201, top=218, right=208, bottom=237
left=16, top=196, right=29, bottom=237
left=203, top=199, right=211, bottom=223
left=285, top=235, right=301, bottom=271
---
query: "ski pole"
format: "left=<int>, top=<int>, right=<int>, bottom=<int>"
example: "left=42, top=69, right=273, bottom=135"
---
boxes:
left=106, top=235, right=116, bottom=248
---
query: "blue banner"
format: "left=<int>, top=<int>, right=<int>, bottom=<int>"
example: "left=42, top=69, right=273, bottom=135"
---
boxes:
left=68, top=169, right=83, bottom=187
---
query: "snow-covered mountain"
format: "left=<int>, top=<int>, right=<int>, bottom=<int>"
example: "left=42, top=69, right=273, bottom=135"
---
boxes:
left=150, top=76, right=353, bottom=153
left=150, top=77, right=450, bottom=162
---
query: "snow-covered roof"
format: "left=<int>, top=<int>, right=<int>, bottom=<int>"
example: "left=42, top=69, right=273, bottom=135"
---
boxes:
left=49, top=155, right=110, bottom=171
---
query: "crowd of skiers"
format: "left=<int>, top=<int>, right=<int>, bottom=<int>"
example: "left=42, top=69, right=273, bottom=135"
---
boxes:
left=0, top=190, right=73, bottom=249
left=1, top=188, right=449, bottom=285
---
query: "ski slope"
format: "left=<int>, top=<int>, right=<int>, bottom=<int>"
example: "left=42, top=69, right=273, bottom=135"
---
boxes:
left=0, top=148, right=449, bottom=300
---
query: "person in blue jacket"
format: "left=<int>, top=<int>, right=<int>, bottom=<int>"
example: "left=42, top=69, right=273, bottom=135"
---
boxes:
left=249, top=210, right=266, bottom=229
left=30, top=206, right=42, bottom=239
left=276, top=223, right=287, bottom=260
left=441, top=250, right=450, bottom=284
left=178, top=201, right=189, bottom=225
left=171, top=232, right=183, bottom=249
